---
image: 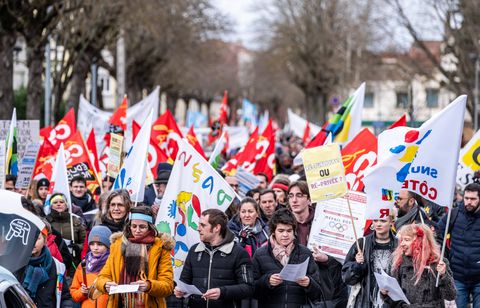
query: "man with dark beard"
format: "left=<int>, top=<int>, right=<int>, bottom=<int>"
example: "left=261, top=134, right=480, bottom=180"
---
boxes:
left=393, top=189, right=433, bottom=231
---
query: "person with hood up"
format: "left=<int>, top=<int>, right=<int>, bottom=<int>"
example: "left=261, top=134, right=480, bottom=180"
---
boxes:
left=71, top=226, right=112, bottom=307
left=46, top=192, right=86, bottom=268
left=96, top=205, right=174, bottom=307
left=228, top=197, right=269, bottom=258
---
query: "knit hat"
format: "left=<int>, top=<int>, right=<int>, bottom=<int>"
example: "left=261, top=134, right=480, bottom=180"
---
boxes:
left=37, top=178, right=50, bottom=188
left=88, top=226, right=112, bottom=248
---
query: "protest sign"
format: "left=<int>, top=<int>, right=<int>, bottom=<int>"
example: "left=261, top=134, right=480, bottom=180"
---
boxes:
left=108, top=133, right=123, bottom=178
left=15, top=143, right=40, bottom=190
left=0, top=141, right=5, bottom=189
left=155, top=139, right=236, bottom=279
left=0, top=120, right=39, bottom=158
left=307, top=191, right=366, bottom=261
left=303, top=143, right=347, bottom=202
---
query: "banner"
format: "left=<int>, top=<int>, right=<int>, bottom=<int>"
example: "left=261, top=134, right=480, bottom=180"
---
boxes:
left=341, top=128, right=378, bottom=192
left=15, top=143, right=40, bottom=190
left=151, top=110, right=184, bottom=160
left=48, top=108, right=76, bottom=149
left=108, top=133, right=123, bottom=178
left=46, top=144, right=73, bottom=215
left=155, top=139, right=236, bottom=279
left=0, top=120, right=39, bottom=159
left=0, top=141, right=4, bottom=189
left=5, top=108, right=18, bottom=176
left=307, top=191, right=366, bottom=261
left=0, top=190, right=45, bottom=273
left=456, top=129, right=480, bottom=189
left=303, top=144, right=348, bottom=202
left=364, top=96, right=466, bottom=219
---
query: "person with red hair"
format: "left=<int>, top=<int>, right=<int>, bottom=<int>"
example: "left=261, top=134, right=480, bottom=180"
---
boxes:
left=381, top=223, right=456, bottom=307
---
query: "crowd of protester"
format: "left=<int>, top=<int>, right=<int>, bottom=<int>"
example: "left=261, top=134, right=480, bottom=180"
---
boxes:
left=4, top=133, right=477, bottom=308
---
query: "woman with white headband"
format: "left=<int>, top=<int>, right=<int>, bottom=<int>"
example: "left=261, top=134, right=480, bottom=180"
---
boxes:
left=96, top=205, right=175, bottom=307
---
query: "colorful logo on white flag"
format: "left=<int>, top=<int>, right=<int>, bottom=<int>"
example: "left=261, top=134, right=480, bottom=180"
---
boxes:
left=155, top=139, right=236, bottom=279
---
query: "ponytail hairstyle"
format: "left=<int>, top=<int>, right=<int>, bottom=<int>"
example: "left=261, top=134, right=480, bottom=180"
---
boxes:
left=392, top=223, right=440, bottom=285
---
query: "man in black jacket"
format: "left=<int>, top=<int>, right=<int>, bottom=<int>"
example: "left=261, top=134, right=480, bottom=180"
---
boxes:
left=175, top=208, right=254, bottom=307
left=69, top=175, right=96, bottom=213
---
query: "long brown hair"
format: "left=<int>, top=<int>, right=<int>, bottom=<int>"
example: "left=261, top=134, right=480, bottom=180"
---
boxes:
left=392, top=223, right=440, bottom=285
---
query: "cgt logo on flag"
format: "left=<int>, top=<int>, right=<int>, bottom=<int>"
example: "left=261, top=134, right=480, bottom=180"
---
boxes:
left=389, top=129, right=432, bottom=183
left=381, top=188, right=394, bottom=201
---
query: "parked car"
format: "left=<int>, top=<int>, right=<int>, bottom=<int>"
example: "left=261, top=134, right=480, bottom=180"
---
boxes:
left=0, top=266, right=36, bottom=307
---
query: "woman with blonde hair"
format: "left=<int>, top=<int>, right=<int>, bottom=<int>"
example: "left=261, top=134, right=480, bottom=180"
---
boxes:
left=381, top=223, right=456, bottom=307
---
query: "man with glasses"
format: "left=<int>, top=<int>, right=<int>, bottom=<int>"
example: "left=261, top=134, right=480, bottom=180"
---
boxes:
left=394, top=189, right=432, bottom=231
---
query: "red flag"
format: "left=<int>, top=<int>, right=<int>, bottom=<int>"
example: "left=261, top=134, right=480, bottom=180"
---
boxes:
left=33, top=138, right=57, bottom=179
left=253, top=120, right=276, bottom=180
left=302, top=121, right=311, bottom=144
left=389, top=114, right=407, bottom=129
left=40, top=126, right=52, bottom=142
left=306, top=122, right=328, bottom=148
left=64, top=131, right=101, bottom=193
left=132, top=120, right=141, bottom=142
left=109, top=96, right=127, bottom=130
left=219, top=90, right=228, bottom=125
left=341, top=128, right=378, bottom=236
left=48, top=108, right=76, bottom=149
left=151, top=110, right=183, bottom=160
left=341, top=128, right=378, bottom=192
left=86, top=128, right=100, bottom=174
left=187, top=126, right=206, bottom=159
left=222, top=127, right=259, bottom=175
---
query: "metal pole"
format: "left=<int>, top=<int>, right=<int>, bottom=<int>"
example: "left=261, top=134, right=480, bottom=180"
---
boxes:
left=44, top=38, right=51, bottom=126
left=91, top=62, right=97, bottom=107
left=116, top=30, right=126, bottom=107
left=474, top=57, right=479, bottom=131
left=408, top=83, right=415, bottom=127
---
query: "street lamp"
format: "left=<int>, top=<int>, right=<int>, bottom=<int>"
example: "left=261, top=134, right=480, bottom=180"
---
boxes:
left=474, top=56, right=479, bottom=131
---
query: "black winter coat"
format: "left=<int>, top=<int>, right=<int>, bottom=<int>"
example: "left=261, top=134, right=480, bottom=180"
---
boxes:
left=436, top=203, right=480, bottom=284
left=180, top=230, right=254, bottom=308
left=342, top=232, right=397, bottom=308
left=252, top=241, right=322, bottom=308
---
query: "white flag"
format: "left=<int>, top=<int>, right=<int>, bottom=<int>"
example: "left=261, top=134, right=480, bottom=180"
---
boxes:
left=287, top=108, right=321, bottom=139
left=113, top=111, right=153, bottom=202
left=364, top=96, right=466, bottom=219
left=155, top=139, right=236, bottom=279
left=45, top=143, right=72, bottom=215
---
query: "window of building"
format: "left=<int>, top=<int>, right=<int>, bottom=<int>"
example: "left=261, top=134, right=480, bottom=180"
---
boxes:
left=396, top=92, right=408, bottom=109
left=426, top=88, right=439, bottom=108
left=364, top=92, right=374, bottom=108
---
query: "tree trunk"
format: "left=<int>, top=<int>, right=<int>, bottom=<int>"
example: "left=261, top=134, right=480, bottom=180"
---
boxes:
left=67, top=59, right=90, bottom=115
left=25, top=43, right=44, bottom=120
left=0, top=31, right=15, bottom=120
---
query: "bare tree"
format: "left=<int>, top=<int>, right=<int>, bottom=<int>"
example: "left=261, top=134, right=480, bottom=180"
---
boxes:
left=0, top=5, right=16, bottom=119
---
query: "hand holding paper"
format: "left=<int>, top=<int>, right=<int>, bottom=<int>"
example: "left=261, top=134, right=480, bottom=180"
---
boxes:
left=109, top=284, right=140, bottom=295
left=175, top=280, right=203, bottom=297
left=279, top=257, right=309, bottom=282
left=374, top=269, right=410, bottom=305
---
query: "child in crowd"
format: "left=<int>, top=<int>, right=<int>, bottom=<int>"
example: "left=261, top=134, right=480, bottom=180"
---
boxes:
left=71, top=226, right=112, bottom=307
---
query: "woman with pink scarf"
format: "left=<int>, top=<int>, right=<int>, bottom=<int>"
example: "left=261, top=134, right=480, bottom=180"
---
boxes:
left=252, top=208, right=323, bottom=307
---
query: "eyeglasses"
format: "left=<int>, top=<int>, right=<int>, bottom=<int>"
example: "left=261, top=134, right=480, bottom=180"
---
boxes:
left=131, top=224, right=149, bottom=230
left=288, top=193, right=307, bottom=199
left=230, top=184, right=239, bottom=188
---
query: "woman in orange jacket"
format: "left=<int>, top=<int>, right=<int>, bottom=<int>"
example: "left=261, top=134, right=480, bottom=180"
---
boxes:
left=71, top=225, right=112, bottom=307
left=96, top=205, right=174, bottom=308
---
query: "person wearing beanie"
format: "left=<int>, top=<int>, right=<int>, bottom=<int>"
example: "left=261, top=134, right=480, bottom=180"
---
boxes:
left=97, top=205, right=174, bottom=308
left=36, top=178, right=50, bottom=204
left=46, top=192, right=87, bottom=271
left=18, top=226, right=73, bottom=307
left=71, top=226, right=112, bottom=308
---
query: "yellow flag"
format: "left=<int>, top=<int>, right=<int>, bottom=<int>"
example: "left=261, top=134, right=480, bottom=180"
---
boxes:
left=461, top=138, right=480, bottom=171
left=303, top=143, right=348, bottom=202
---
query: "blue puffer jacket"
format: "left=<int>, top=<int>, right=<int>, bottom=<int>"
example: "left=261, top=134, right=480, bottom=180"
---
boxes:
left=436, top=203, right=480, bottom=284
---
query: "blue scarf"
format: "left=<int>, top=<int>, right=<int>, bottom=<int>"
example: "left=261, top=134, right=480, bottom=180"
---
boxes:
left=85, top=250, right=110, bottom=274
left=22, top=247, right=53, bottom=299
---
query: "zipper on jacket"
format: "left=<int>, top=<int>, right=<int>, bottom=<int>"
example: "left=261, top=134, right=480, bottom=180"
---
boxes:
left=206, top=248, right=215, bottom=308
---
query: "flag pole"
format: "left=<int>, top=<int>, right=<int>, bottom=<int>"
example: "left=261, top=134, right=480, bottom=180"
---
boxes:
left=435, top=203, right=452, bottom=287
left=346, top=196, right=362, bottom=253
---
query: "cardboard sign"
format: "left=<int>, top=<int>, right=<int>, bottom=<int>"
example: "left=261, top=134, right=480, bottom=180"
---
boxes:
left=0, top=120, right=39, bottom=158
left=15, top=143, right=40, bottom=189
left=108, top=133, right=123, bottom=178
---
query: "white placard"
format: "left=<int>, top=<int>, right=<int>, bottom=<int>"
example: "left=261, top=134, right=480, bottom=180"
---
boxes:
left=278, top=257, right=309, bottom=282
left=109, top=284, right=140, bottom=294
left=15, top=143, right=40, bottom=189
left=307, top=191, right=366, bottom=261
left=0, top=120, right=39, bottom=158
left=0, top=141, right=4, bottom=189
